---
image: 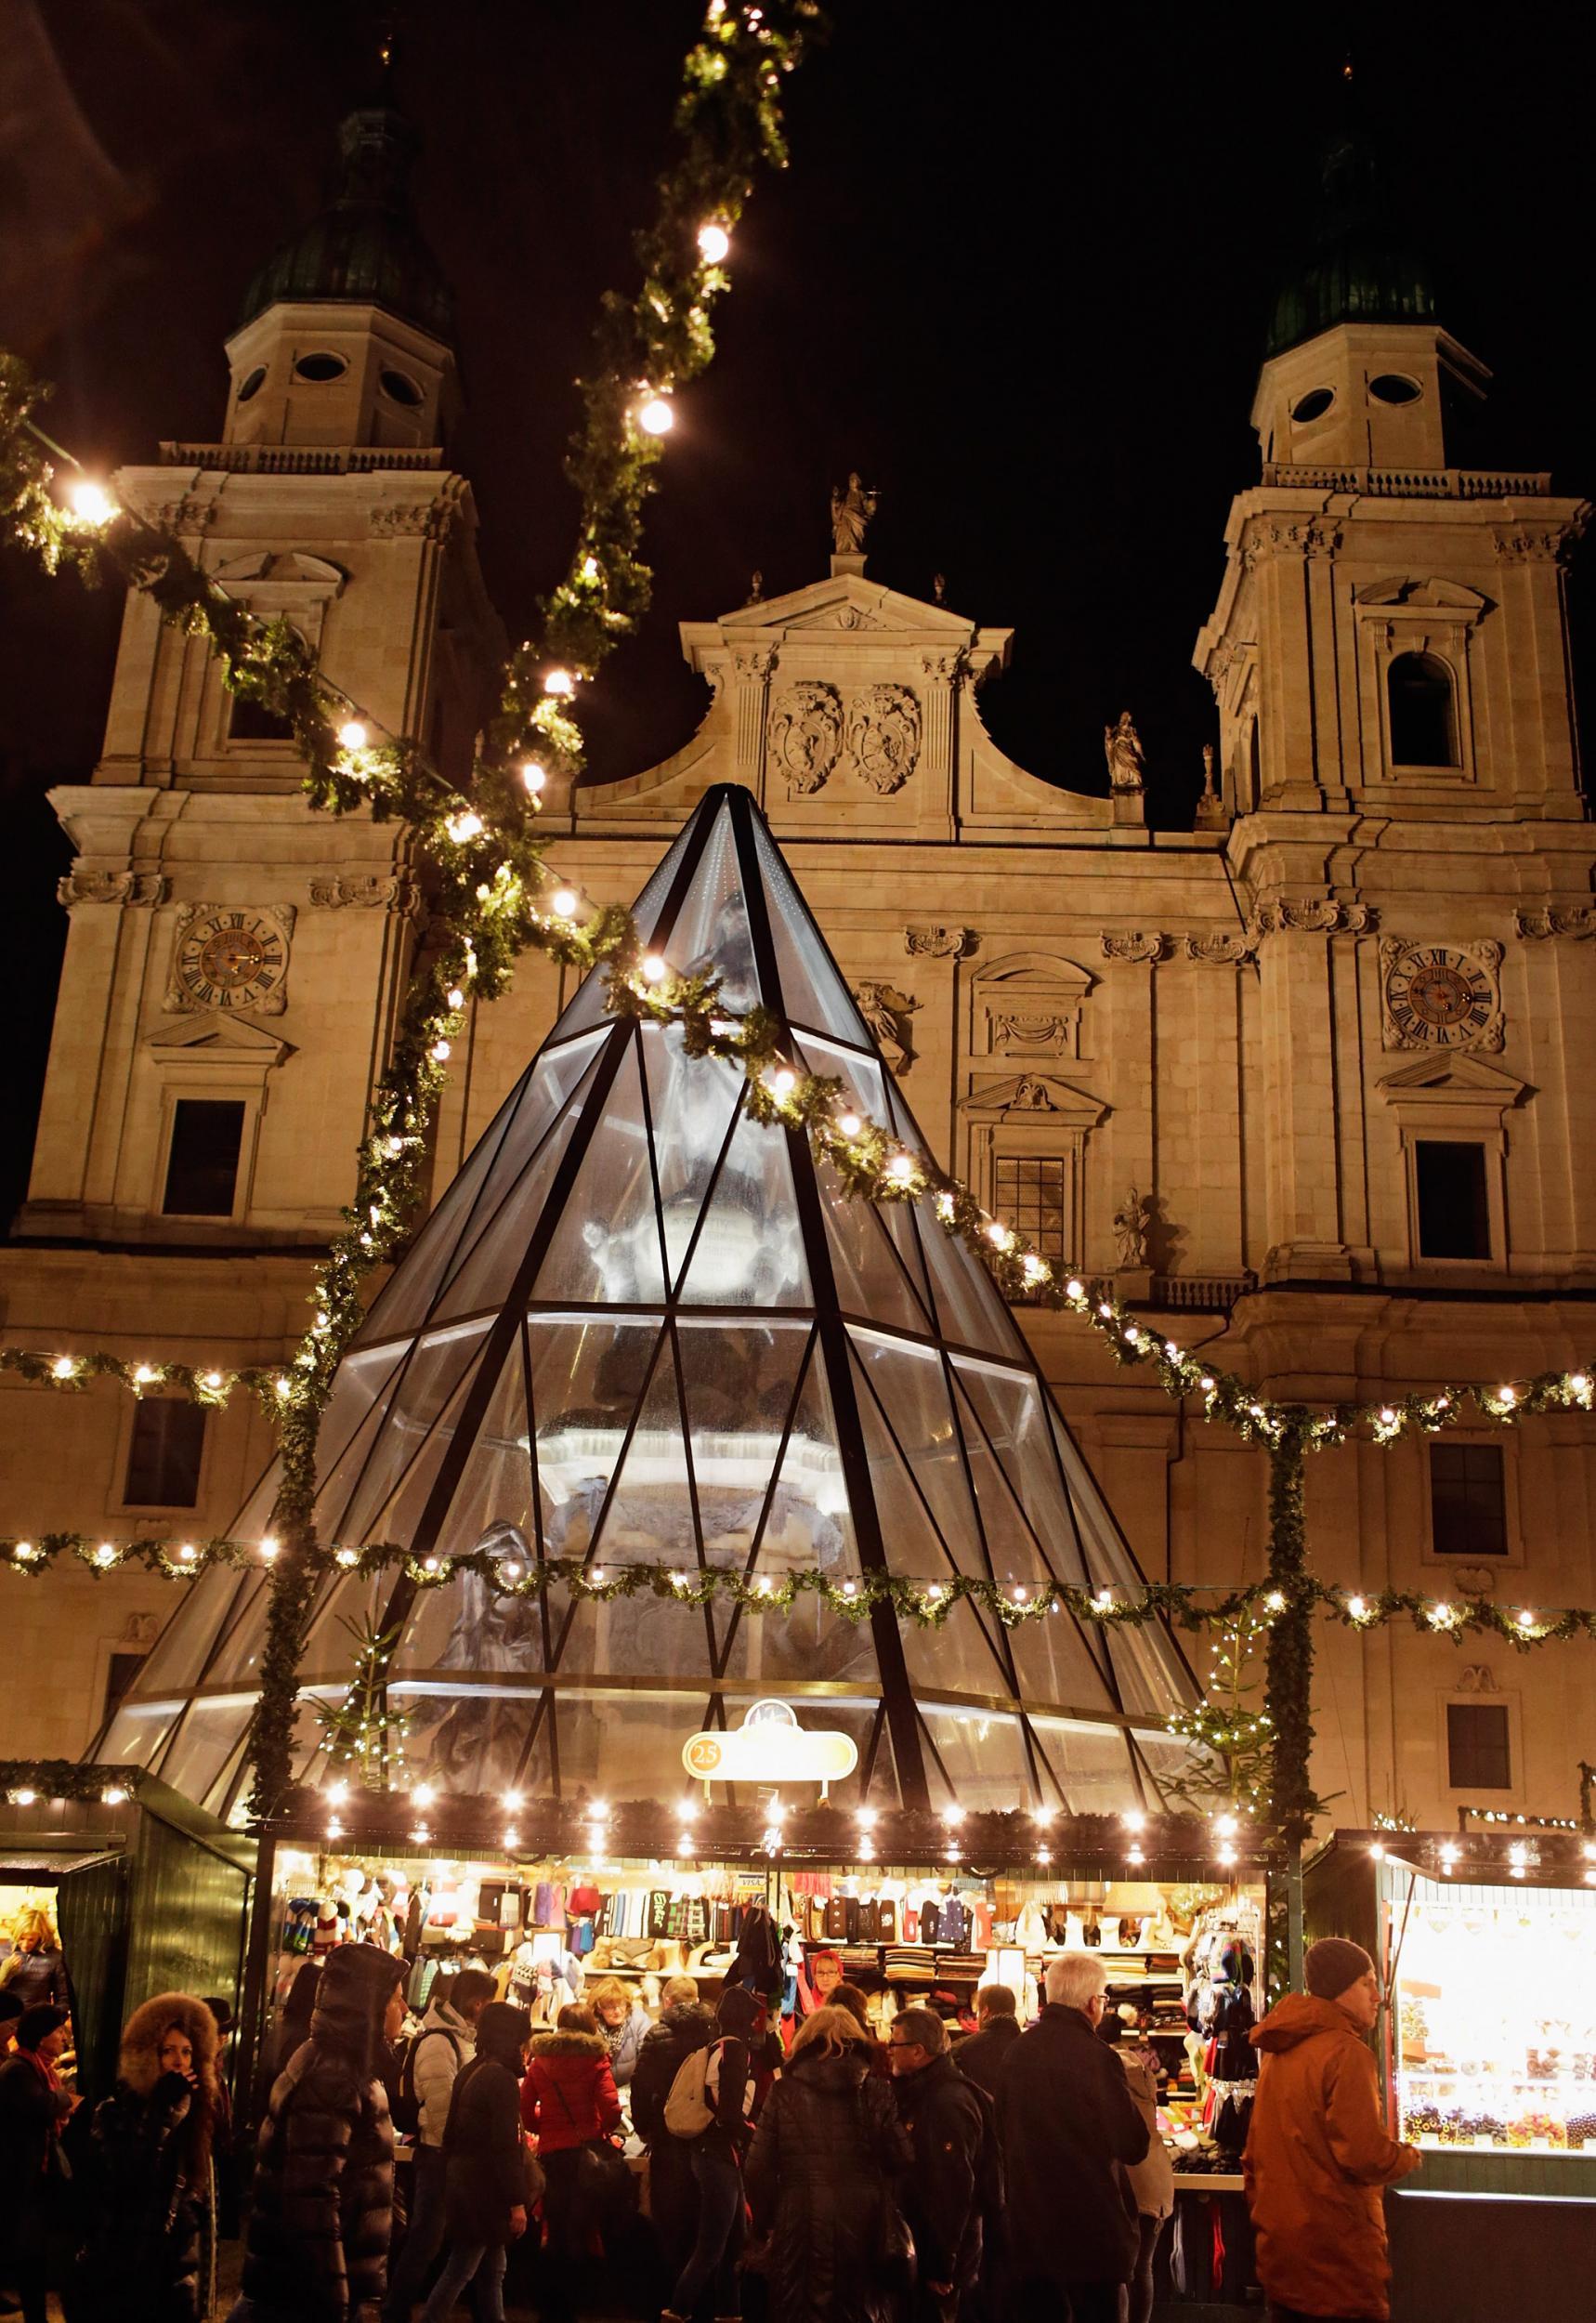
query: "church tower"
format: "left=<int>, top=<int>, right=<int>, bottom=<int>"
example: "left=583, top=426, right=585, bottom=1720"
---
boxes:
left=0, top=102, right=504, bottom=1754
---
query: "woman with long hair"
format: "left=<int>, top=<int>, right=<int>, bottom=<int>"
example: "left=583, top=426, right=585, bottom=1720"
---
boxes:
left=745, top=2004, right=912, bottom=2323
left=0, top=1908, right=70, bottom=2011
left=584, top=1975, right=653, bottom=2092
left=73, top=1992, right=220, bottom=2323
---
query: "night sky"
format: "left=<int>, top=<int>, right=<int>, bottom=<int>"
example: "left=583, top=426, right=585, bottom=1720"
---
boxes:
left=2, top=1, right=1591, bottom=1225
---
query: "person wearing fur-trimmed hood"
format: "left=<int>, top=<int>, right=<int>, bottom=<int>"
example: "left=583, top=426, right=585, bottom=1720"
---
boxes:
left=72, top=1991, right=220, bottom=2323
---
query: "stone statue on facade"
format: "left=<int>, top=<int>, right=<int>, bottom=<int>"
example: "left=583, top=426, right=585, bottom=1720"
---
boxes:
left=831, top=472, right=879, bottom=557
left=1113, top=1186, right=1153, bottom=1269
left=1104, top=711, right=1147, bottom=794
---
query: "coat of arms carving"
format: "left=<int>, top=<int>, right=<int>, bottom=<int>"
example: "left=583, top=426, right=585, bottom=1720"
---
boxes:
left=768, top=681, right=843, bottom=795
left=845, top=685, right=921, bottom=794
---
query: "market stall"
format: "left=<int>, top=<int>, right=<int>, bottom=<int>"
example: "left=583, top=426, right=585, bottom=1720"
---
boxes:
left=0, top=1762, right=255, bottom=2099
left=1305, top=1828, right=1596, bottom=2321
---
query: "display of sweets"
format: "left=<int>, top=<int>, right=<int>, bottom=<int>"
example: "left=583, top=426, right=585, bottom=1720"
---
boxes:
left=1567, top=2111, right=1596, bottom=2150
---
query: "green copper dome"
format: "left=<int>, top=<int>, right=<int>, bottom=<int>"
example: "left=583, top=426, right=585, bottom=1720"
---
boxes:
left=1265, top=115, right=1438, bottom=360
left=240, top=107, right=454, bottom=344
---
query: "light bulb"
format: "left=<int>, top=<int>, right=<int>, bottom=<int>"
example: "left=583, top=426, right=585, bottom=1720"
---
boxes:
left=412, top=1784, right=436, bottom=1808
left=134, top=1363, right=157, bottom=1385
left=430, top=1039, right=451, bottom=1062
left=1127, top=1845, right=1145, bottom=1866
left=836, top=1111, right=862, bottom=1137
left=1348, top=1594, right=1369, bottom=1621
left=520, top=760, right=546, bottom=794
left=447, top=988, right=465, bottom=1012
left=94, top=1542, right=117, bottom=1567
left=102, top=1785, right=127, bottom=1805
left=67, top=478, right=116, bottom=526
left=987, top=1221, right=1014, bottom=1250
left=637, top=395, right=675, bottom=436
left=1065, top=1278, right=1084, bottom=1300
left=1093, top=1588, right=1116, bottom=1613
left=770, top=1067, right=796, bottom=1096
left=543, top=669, right=576, bottom=698
left=1199, top=1373, right=1216, bottom=1392
left=698, top=221, right=731, bottom=263
left=641, top=954, right=669, bottom=984
left=275, top=1376, right=293, bottom=1398
left=13, top=1789, right=36, bottom=1806
left=446, top=811, right=483, bottom=844
left=51, top=1356, right=75, bottom=1380
left=1498, top=1385, right=1516, bottom=1407
left=203, top=1371, right=223, bottom=1390
left=885, top=1153, right=914, bottom=1183
left=177, top=1543, right=196, bottom=1564
left=550, top=888, right=579, bottom=919
left=1123, top=1809, right=1146, bottom=1832
left=1264, top=1590, right=1287, bottom=1614
left=589, top=1566, right=607, bottom=1586
left=1378, top=1407, right=1398, bottom=1427
left=338, top=720, right=369, bottom=753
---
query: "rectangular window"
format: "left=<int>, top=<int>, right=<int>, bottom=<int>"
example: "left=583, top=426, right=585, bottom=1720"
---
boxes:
left=124, top=1398, right=206, bottom=1509
left=102, top=1649, right=146, bottom=1728
left=229, top=693, right=294, bottom=742
left=1429, top=1442, right=1507, bottom=1556
left=994, top=1156, right=1069, bottom=1294
left=1446, top=1701, right=1511, bottom=1791
left=1414, top=1139, right=1490, bottom=1260
left=163, top=1099, right=245, bottom=1217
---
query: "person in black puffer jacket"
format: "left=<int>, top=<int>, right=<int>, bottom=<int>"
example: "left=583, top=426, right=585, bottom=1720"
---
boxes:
left=229, top=1942, right=407, bottom=2323
left=745, top=2005, right=913, bottom=2323
left=629, top=1978, right=714, bottom=2283
left=72, top=1991, right=220, bottom=2323
left=415, top=2002, right=531, bottom=2323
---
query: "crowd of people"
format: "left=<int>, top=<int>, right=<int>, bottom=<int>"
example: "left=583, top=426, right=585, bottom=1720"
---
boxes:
left=0, top=1924, right=1420, bottom=2323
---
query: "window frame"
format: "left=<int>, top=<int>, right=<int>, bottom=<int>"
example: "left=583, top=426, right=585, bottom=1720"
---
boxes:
left=1425, top=1438, right=1512, bottom=1561
left=114, top=1393, right=211, bottom=1515
left=161, top=1096, right=247, bottom=1221
left=1442, top=1696, right=1515, bottom=1796
left=1385, top=650, right=1459, bottom=770
left=1420, top=1434, right=1524, bottom=1571
left=1412, top=1136, right=1492, bottom=1262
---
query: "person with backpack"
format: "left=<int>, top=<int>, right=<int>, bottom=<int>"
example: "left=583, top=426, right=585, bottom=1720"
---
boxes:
left=659, top=1984, right=767, bottom=2323
left=414, top=2002, right=534, bottom=2323
left=384, top=1967, right=496, bottom=2323
left=630, top=1977, right=715, bottom=2283
left=521, top=2003, right=624, bottom=2323
left=887, top=2006, right=1000, bottom=2323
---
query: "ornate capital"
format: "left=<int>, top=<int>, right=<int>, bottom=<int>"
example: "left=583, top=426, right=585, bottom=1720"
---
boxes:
left=1183, top=931, right=1257, bottom=965
left=1515, top=905, right=1596, bottom=940
left=917, top=649, right=970, bottom=684
left=307, top=873, right=420, bottom=914
left=768, top=681, right=842, bottom=796
left=368, top=486, right=466, bottom=542
left=1100, top=932, right=1167, bottom=963
left=1492, top=528, right=1565, bottom=563
left=732, top=643, right=778, bottom=682
left=845, top=684, right=921, bottom=794
left=1249, top=899, right=1376, bottom=938
left=904, top=924, right=978, bottom=960
left=57, top=870, right=168, bottom=909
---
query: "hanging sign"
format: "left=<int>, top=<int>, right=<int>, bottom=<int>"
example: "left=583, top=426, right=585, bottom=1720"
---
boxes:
left=683, top=1699, right=858, bottom=1796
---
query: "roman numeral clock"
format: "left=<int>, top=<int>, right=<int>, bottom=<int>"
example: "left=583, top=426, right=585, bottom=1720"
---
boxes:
left=1380, top=938, right=1503, bottom=1053
left=164, top=904, right=295, bottom=1016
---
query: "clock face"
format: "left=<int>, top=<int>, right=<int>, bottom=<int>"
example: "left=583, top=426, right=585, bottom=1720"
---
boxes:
left=176, top=910, right=287, bottom=1010
left=1383, top=946, right=1495, bottom=1047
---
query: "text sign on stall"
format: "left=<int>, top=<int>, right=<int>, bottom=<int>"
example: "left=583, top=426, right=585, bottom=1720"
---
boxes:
left=683, top=1699, right=858, bottom=1799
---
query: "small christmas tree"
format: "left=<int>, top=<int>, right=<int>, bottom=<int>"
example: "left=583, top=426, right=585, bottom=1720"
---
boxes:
left=310, top=1617, right=413, bottom=1791
left=1165, top=1604, right=1275, bottom=1818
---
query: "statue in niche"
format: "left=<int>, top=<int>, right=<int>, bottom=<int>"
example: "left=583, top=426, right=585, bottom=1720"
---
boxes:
left=1113, top=1186, right=1153, bottom=1269
left=1104, top=710, right=1148, bottom=794
left=830, top=471, right=879, bottom=556
left=853, top=979, right=919, bottom=1073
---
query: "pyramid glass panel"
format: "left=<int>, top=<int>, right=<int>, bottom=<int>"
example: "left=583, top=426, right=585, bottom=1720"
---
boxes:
left=109, top=786, right=1196, bottom=1813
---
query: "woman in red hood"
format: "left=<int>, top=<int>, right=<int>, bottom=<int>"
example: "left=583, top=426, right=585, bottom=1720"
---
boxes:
left=521, top=2003, right=622, bottom=2323
left=1243, top=1938, right=1420, bottom=2323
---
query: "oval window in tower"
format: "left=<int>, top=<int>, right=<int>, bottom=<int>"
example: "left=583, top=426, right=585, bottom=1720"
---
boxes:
left=235, top=365, right=267, bottom=405
left=294, top=352, right=347, bottom=384
left=379, top=368, right=424, bottom=407
left=1290, top=387, right=1335, bottom=424
left=1368, top=373, right=1421, bottom=405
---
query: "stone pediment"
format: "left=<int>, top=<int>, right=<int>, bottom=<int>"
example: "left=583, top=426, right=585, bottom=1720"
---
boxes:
left=958, top=1071, right=1108, bottom=1128
left=1377, top=1052, right=1528, bottom=1135
left=1377, top=1054, right=1525, bottom=1098
left=682, top=569, right=1011, bottom=682
left=1354, top=577, right=1487, bottom=612
left=146, top=1014, right=294, bottom=1068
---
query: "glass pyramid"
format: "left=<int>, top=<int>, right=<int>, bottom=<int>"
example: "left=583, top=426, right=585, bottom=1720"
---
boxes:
left=99, top=785, right=1201, bottom=1817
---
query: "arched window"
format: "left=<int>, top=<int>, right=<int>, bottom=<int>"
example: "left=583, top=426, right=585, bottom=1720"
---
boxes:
left=1388, top=652, right=1457, bottom=768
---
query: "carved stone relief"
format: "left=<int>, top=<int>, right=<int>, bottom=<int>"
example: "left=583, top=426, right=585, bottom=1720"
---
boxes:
left=844, top=684, right=921, bottom=794
left=308, top=873, right=421, bottom=914
left=768, top=681, right=843, bottom=795
left=905, top=925, right=978, bottom=959
left=852, top=981, right=919, bottom=1074
left=1183, top=931, right=1257, bottom=965
left=1100, top=932, right=1168, bottom=963
left=57, top=870, right=168, bottom=909
left=1249, top=899, right=1376, bottom=938
left=1515, top=906, right=1596, bottom=940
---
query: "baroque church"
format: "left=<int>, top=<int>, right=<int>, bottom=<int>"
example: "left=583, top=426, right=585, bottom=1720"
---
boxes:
left=2, top=102, right=1591, bottom=1829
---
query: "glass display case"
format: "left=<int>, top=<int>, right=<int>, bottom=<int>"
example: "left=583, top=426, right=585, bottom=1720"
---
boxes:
left=1391, top=1884, right=1596, bottom=2156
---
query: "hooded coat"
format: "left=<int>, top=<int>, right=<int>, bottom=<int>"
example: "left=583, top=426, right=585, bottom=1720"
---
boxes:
left=995, top=2003, right=1149, bottom=2290
left=1243, top=1993, right=1420, bottom=2322
left=440, top=2003, right=531, bottom=2249
left=74, top=1992, right=220, bottom=2323
left=744, top=2041, right=913, bottom=2323
left=520, top=2027, right=621, bottom=2151
left=629, top=2001, right=715, bottom=2146
left=229, top=1943, right=403, bottom=2323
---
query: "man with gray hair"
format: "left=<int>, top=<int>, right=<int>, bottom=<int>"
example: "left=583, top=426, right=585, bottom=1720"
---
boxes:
left=995, top=1952, right=1150, bottom=2321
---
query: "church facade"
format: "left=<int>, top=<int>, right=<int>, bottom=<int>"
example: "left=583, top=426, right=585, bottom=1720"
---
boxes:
left=3, top=108, right=1591, bottom=1831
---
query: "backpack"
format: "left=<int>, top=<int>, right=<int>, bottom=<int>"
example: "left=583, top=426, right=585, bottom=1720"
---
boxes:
left=663, top=2037, right=725, bottom=2137
left=391, top=2025, right=460, bottom=2137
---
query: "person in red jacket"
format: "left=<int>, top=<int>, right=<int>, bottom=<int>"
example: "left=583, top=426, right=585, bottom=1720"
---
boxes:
left=520, top=2003, right=622, bottom=2323
left=1244, top=1938, right=1420, bottom=2323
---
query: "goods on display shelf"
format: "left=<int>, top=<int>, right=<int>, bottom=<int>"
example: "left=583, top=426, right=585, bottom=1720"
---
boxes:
left=1393, top=1883, right=1596, bottom=2155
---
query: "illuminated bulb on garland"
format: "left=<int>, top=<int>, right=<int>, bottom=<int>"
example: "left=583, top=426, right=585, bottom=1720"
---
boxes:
left=543, top=669, right=576, bottom=698
left=1065, top=1278, right=1084, bottom=1300
left=275, top=1376, right=293, bottom=1399
left=203, top=1371, right=223, bottom=1391
left=94, top=1542, right=118, bottom=1568
left=885, top=1152, right=914, bottom=1184
left=430, top=1039, right=451, bottom=1062
left=1127, top=1844, right=1145, bottom=1866
left=550, top=889, right=580, bottom=919
left=412, top=1784, right=437, bottom=1808
left=520, top=760, right=546, bottom=794
left=1498, top=1385, right=1517, bottom=1408
left=177, top=1543, right=197, bottom=1564
left=923, top=1583, right=944, bottom=1606
left=636, top=394, right=675, bottom=436
left=1199, top=1373, right=1216, bottom=1392
left=102, top=1785, right=127, bottom=1805
left=1428, top=1601, right=1457, bottom=1629
left=836, top=1111, right=862, bottom=1137
left=446, top=811, right=483, bottom=845
left=768, top=1067, right=796, bottom=1096
left=986, top=1221, right=1014, bottom=1251
left=1571, top=1372, right=1591, bottom=1398
left=338, top=720, right=368, bottom=753
left=1092, top=1588, right=1116, bottom=1613
left=1022, top=1253, right=1049, bottom=1284
left=51, top=1356, right=75, bottom=1380
left=12, top=1788, right=36, bottom=1805
left=134, top=1364, right=157, bottom=1385
left=447, top=988, right=465, bottom=1011
left=1347, top=1594, right=1370, bottom=1622
left=1264, top=1590, right=1287, bottom=1614
left=698, top=220, right=731, bottom=263
left=67, top=478, right=117, bottom=526
left=641, top=954, right=669, bottom=984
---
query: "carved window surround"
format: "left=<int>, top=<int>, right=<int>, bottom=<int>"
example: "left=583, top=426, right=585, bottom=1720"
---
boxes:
left=959, top=1072, right=1109, bottom=1279
left=970, top=952, right=1097, bottom=1063
left=1376, top=1053, right=1527, bottom=1274
left=207, top=552, right=347, bottom=760
left=1353, top=577, right=1486, bottom=789
left=142, top=1014, right=294, bottom=1231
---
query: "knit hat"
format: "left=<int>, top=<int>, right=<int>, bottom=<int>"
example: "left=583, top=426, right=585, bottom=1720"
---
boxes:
left=1304, top=1936, right=1374, bottom=2000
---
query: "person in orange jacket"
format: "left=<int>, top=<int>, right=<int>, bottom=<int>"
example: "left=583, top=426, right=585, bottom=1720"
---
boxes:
left=1242, top=1938, right=1420, bottom=2323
